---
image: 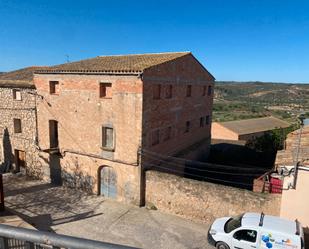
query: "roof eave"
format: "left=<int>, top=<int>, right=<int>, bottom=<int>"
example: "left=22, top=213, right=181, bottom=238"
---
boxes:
left=0, top=80, right=35, bottom=89
left=34, top=70, right=143, bottom=76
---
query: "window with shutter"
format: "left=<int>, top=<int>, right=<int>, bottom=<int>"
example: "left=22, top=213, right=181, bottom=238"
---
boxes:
left=102, top=127, right=114, bottom=150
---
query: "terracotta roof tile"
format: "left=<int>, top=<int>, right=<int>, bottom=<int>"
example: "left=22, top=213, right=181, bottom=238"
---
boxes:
left=36, top=52, right=191, bottom=74
left=216, top=116, right=291, bottom=135
left=0, top=66, right=47, bottom=82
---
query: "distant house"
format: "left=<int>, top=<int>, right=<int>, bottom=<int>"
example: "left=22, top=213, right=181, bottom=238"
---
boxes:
left=211, top=116, right=290, bottom=142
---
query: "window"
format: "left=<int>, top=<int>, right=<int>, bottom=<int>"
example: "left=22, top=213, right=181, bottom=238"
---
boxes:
left=186, top=85, right=192, bottom=97
left=206, top=115, right=210, bottom=125
left=202, top=86, right=207, bottom=96
left=185, top=121, right=190, bottom=133
left=102, top=127, right=114, bottom=150
left=13, top=89, right=22, bottom=100
left=49, top=81, right=59, bottom=94
left=151, top=129, right=160, bottom=145
left=165, top=85, right=172, bottom=99
left=200, top=117, right=205, bottom=127
left=13, top=119, right=22, bottom=133
left=224, top=214, right=243, bottom=233
left=49, top=120, right=59, bottom=148
left=233, top=230, right=257, bottom=243
left=163, top=126, right=172, bottom=141
left=208, top=85, right=212, bottom=96
left=100, top=83, right=112, bottom=98
left=153, top=84, right=161, bottom=99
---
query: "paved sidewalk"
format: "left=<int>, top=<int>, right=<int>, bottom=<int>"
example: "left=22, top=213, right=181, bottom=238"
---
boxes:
left=3, top=174, right=212, bottom=249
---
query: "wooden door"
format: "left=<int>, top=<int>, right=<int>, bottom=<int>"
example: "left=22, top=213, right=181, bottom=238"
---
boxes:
left=15, top=150, right=26, bottom=172
left=100, top=167, right=117, bottom=198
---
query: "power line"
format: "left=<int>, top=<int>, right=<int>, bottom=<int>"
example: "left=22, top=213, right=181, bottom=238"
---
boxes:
left=145, top=163, right=253, bottom=187
left=141, top=152, right=265, bottom=176
left=140, top=149, right=268, bottom=172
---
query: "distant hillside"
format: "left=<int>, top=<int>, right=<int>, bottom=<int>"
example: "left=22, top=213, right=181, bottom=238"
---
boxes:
left=213, top=81, right=309, bottom=123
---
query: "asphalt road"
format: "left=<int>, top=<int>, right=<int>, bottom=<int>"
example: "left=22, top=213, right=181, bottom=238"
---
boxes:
left=3, top=174, right=214, bottom=249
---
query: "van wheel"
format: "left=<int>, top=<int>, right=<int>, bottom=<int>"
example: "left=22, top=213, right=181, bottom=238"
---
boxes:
left=216, top=242, right=230, bottom=249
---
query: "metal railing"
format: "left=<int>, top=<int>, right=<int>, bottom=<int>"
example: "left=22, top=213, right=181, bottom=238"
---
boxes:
left=0, top=224, right=139, bottom=249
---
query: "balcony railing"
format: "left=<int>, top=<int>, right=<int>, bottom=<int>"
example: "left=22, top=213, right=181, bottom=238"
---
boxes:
left=0, top=224, right=138, bottom=249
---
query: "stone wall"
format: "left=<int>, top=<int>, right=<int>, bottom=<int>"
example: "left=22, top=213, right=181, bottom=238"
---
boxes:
left=276, top=126, right=309, bottom=166
left=0, top=86, right=42, bottom=178
left=146, top=170, right=281, bottom=223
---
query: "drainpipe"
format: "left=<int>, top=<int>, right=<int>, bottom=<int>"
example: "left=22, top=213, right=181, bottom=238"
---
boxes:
left=292, top=115, right=305, bottom=189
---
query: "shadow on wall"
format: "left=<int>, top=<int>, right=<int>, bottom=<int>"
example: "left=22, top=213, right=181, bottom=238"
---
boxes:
left=39, top=153, right=95, bottom=192
left=39, top=153, right=62, bottom=185
left=1, top=128, right=13, bottom=173
left=50, top=154, right=62, bottom=185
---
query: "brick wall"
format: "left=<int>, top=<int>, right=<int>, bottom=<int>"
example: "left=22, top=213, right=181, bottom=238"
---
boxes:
left=142, top=54, right=214, bottom=159
left=34, top=73, right=143, bottom=203
left=211, top=122, right=239, bottom=140
left=146, top=170, right=281, bottom=223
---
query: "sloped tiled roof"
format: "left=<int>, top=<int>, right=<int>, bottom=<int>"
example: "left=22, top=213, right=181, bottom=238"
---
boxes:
left=0, top=66, right=47, bottom=81
left=0, top=66, right=48, bottom=88
left=36, top=52, right=191, bottom=74
left=218, top=116, right=291, bottom=135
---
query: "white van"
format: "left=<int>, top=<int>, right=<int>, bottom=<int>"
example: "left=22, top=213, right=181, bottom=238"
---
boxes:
left=208, top=212, right=305, bottom=249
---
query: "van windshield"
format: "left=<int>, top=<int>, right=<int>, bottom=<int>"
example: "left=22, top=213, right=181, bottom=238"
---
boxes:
left=224, top=214, right=243, bottom=233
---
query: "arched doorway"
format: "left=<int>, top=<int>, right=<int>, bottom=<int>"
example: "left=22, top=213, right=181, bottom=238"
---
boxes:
left=98, top=166, right=117, bottom=198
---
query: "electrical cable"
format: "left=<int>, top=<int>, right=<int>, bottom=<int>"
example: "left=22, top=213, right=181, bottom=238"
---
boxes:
left=141, top=149, right=269, bottom=172
left=141, top=152, right=265, bottom=176
left=144, top=162, right=253, bottom=187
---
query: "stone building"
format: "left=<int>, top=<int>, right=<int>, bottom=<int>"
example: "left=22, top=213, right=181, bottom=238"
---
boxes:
left=33, top=52, right=215, bottom=204
left=0, top=67, right=45, bottom=176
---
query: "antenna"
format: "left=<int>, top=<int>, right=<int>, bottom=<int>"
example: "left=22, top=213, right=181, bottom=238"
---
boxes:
left=259, top=212, right=265, bottom=226
left=65, top=54, right=70, bottom=63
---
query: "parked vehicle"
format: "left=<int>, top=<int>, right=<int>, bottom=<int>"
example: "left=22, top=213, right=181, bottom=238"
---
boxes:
left=208, top=212, right=305, bottom=249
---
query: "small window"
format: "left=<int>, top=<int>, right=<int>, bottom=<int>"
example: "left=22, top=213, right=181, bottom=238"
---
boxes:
left=49, top=81, right=59, bottom=94
left=163, top=126, right=172, bottom=141
left=102, top=126, right=114, bottom=150
left=13, top=89, right=22, bottom=100
left=200, top=117, right=205, bottom=127
left=165, top=85, right=172, bottom=99
left=185, top=121, right=190, bottom=133
left=233, top=229, right=257, bottom=243
left=151, top=130, right=160, bottom=145
left=153, top=84, right=161, bottom=100
left=202, top=86, right=207, bottom=96
left=208, top=85, right=212, bottom=96
left=206, top=115, right=210, bottom=125
left=100, top=83, right=112, bottom=98
left=13, top=119, right=22, bottom=133
left=186, top=85, right=192, bottom=97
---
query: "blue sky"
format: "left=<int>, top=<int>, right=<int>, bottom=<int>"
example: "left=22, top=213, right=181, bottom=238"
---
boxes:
left=0, top=0, right=308, bottom=83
